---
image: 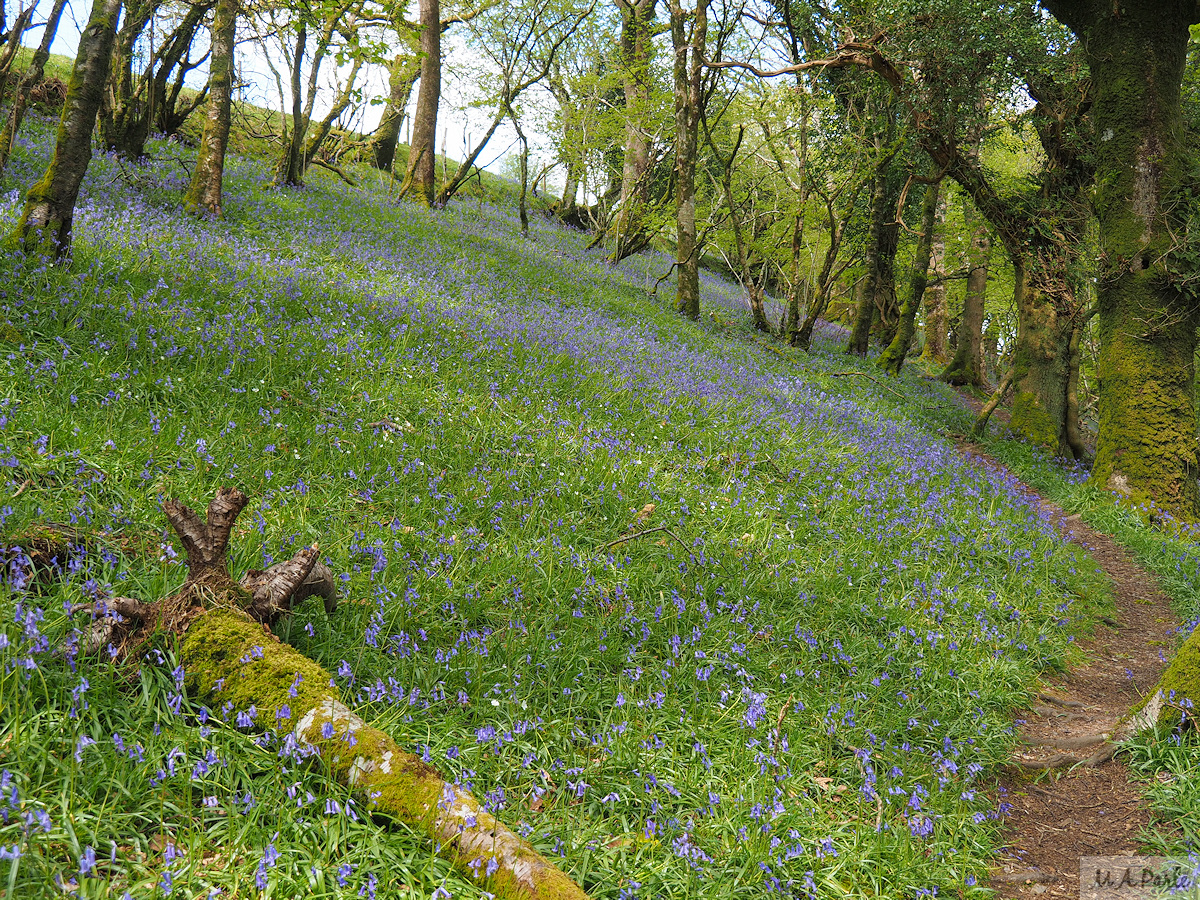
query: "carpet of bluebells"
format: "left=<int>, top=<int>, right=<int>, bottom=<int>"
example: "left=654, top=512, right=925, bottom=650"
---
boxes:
left=0, top=113, right=1189, bottom=899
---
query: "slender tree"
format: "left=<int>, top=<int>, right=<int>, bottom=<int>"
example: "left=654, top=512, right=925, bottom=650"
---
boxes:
left=8, top=0, right=123, bottom=258
left=185, top=0, right=238, bottom=215
left=606, top=0, right=656, bottom=261
left=669, top=0, right=706, bottom=318
left=402, top=0, right=440, bottom=204
left=0, top=0, right=69, bottom=178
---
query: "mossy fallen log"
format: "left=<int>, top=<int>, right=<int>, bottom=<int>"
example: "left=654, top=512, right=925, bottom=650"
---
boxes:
left=82, top=488, right=590, bottom=900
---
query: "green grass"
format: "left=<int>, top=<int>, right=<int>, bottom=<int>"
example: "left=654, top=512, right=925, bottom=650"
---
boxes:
left=0, top=105, right=1193, bottom=900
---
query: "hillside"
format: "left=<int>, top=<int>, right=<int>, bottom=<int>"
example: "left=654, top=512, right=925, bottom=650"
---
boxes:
left=1, top=111, right=1198, bottom=898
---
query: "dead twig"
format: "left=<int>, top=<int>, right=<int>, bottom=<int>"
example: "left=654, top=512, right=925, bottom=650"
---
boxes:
left=602, top=525, right=692, bottom=556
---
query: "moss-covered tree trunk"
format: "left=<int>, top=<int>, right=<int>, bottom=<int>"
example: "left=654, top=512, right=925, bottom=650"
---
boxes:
left=403, top=0, right=441, bottom=206
left=782, top=214, right=805, bottom=344
left=1007, top=259, right=1078, bottom=457
left=0, top=0, right=68, bottom=179
left=184, top=0, right=237, bottom=216
left=8, top=0, right=122, bottom=259
left=878, top=175, right=942, bottom=375
left=370, top=52, right=419, bottom=171
left=92, top=489, right=590, bottom=900
left=940, top=200, right=989, bottom=386
left=670, top=0, right=706, bottom=320
left=1043, top=0, right=1200, bottom=517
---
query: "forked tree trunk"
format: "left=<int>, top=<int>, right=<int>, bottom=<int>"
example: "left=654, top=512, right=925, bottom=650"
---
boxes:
left=0, top=0, right=68, bottom=179
left=878, top=176, right=942, bottom=375
left=847, top=152, right=897, bottom=356
left=8, top=0, right=122, bottom=259
left=1043, top=0, right=1200, bottom=517
left=403, top=0, right=441, bottom=205
left=84, top=489, right=590, bottom=900
left=782, top=214, right=804, bottom=344
left=184, top=0, right=237, bottom=216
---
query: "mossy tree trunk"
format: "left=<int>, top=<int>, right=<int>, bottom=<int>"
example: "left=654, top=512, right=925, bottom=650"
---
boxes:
left=8, top=0, right=122, bottom=259
left=302, top=57, right=362, bottom=168
left=670, top=0, right=706, bottom=320
left=940, top=199, right=989, bottom=386
left=184, top=0, right=237, bottom=216
left=403, top=0, right=441, bottom=206
left=878, top=174, right=942, bottom=376
left=369, top=52, right=420, bottom=171
left=1043, top=0, right=1200, bottom=517
left=88, top=489, right=590, bottom=900
left=0, top=0, right=68, bottom=179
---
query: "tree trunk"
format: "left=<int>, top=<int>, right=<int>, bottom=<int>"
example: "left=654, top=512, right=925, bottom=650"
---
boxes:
left=878, top=176, right=942, bottom=375
left=0, top=0, right=68, bottom=179
left=8, top=0, right=122, bottom=259
left=940, top=201, right=989, bottom=386
left=370, top=53, right=419, bottom=171
left=1043, top=0, right=1200, bottom=516
left=273, top=25, right=308, bottom=187
left=670, top=0, right=706, bottom=320
left=847, top=152, right=894, bottom=356
left=184, top=0, right=236, bottom=216
left=607, top=0, right=655, bottom=262
left=920, top=189, right=949, bottom=364
left=303, top=57, right=361, bottom=167
left=782, top=214, right=804, bottom=344
left=0, top=4, right=36, bottom=110
left=1008, top=259, right=1078, bottom=458
left=403, top=0, right=441, bottom=206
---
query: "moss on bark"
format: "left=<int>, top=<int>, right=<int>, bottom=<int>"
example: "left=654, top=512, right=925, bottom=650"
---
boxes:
left=179, top=608, right=590, bottom=899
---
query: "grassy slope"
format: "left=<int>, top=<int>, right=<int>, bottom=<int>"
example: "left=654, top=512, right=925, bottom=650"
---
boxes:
left=0, top=108, right=1194, bottom=899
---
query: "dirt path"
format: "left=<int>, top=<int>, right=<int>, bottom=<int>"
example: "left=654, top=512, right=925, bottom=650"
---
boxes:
left=955, top=443, right=1180, bottom=898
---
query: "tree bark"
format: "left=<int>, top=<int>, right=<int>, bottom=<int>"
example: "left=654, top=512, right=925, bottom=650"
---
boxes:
left=273, top=24, right=308, bottom=187
left=184, top=0, right=237, bottom=216
left=920, top=189, right=949, bottom=363
left=403, top=0, right=441, bottom=206
left=607, top=0, right=656, bottom=262
left=0, top=0, right=68, bottom=179
left=940, top=200, right=989, bottom=386
left=1042, top=0, right=1200, bottom=516
left=370, top=52, right=420, bottom=171
left=878, top=175, right=942, bottom=375
left=8, top=0, right=122, bottom=259
left=303, top=57, right=362, bottom=167
left=847, top=149, right=896, bottom=356
left=670, top=0, right=706, bottom=320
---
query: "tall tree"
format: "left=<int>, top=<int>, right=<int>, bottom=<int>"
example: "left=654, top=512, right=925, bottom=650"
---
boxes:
left=402, top=0, right=440, bottom=204
left=1041, top=0, right=1200, bottom=517
left=606, top=0, right=657, bottom=261
left=7, top=0, right=123, bottom=258
left=669, top=0, right=706, bottom=318
left=185, top=0, right=238, bottom=215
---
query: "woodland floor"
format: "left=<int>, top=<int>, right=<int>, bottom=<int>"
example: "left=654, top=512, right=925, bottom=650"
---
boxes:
left=949, top=419, right=1180, bottom=897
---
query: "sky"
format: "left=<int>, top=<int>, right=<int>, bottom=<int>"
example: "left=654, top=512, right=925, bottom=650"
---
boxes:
left=13, top=0, right=559, bottom=184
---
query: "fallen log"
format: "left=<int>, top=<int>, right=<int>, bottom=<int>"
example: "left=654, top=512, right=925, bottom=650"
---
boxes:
left=79, top=487, right=590, bottom=900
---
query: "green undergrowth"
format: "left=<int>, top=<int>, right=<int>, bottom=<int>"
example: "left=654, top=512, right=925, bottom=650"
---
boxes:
left=0, top=111, right=1186, bottom=899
